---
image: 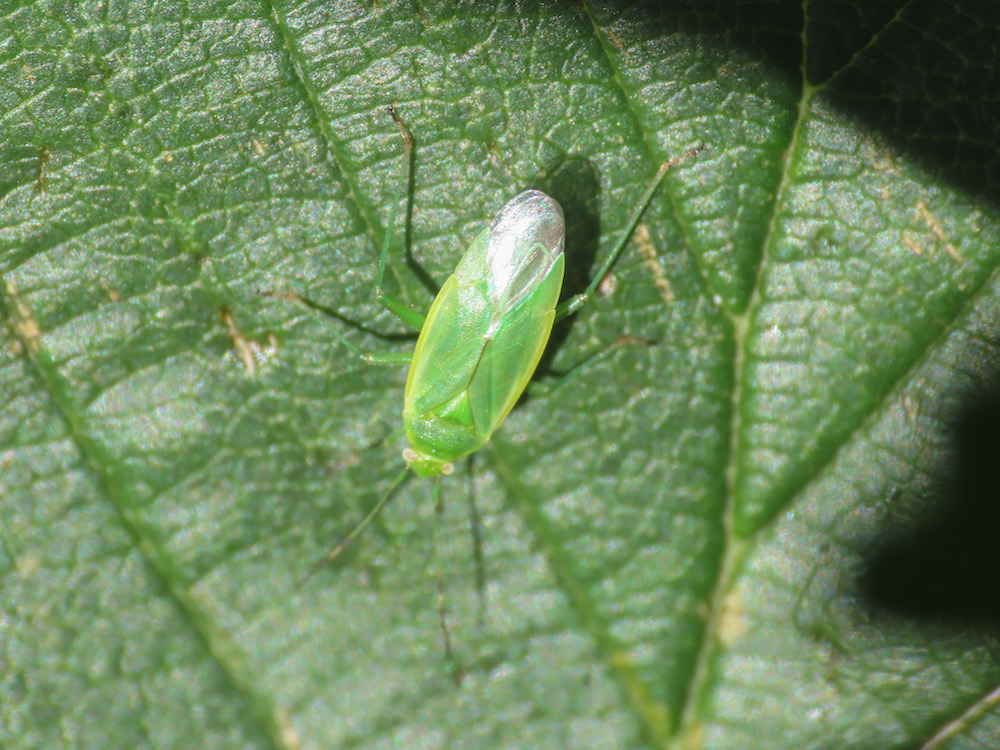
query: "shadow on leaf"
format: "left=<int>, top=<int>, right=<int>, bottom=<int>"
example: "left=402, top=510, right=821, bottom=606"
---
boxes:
left=861, top=389, right=1000, bottom=623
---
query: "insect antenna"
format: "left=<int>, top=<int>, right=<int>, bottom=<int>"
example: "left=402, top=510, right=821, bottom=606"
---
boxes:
left=429, top=477, right=467, bottom=684
left=300, top=466, right=413, bottom=585
left=435, top=567, right=464, bottom=686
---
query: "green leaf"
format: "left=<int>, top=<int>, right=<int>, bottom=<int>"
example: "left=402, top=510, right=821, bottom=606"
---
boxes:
left=3, top=1, right=1000, bottom=748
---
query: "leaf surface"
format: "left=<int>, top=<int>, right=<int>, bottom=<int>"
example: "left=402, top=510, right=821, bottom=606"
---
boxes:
left=2, top=1, right=1000, bottom=748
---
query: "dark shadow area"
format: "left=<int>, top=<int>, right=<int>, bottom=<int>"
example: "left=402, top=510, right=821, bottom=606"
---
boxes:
left=631, top=0, right=999, bottom=202
left=861, top=388, right=1000, bottom=624
left=819, top=2, right=1000, bottom=201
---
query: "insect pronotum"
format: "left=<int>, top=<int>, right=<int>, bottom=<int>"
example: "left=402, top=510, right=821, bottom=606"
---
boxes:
left=311, top=108, right=703, bottom=572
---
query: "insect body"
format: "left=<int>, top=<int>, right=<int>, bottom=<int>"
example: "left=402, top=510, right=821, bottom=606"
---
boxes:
left=403, top=190, right=564, bottom=478
left=312, top=108, right=703, bottom=566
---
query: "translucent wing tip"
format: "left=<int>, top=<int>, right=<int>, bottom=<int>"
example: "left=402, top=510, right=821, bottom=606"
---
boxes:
left=491, top=190, right=565, bottom=256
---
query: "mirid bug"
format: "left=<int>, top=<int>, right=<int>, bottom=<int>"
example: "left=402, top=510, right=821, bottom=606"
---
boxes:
left=311, top=108, right=703, bottom=569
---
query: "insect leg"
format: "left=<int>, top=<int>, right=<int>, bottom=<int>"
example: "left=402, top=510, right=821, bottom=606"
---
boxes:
left=529, top=334, right=660, bottom=399
left=436, top=570, right=463, bottom=686
left=350, top=348, right=411, bottom=366
left=464, top=456, right=488, bottom=629
left=431, top=477, right=465, bottom=685
left=554, top=143, right=706, bottom=321
left=261, top=290, right=413, bottom=365
left=372, top=106, right=427, bottom=331
left=300, top=466, right=413, bottom=584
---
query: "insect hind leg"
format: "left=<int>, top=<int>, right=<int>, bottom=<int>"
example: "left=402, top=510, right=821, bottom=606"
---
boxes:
left=554, top=143, right=706, bottom=322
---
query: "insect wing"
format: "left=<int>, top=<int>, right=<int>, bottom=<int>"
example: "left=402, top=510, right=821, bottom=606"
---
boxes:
left=484, top=190, right=565, bottom=323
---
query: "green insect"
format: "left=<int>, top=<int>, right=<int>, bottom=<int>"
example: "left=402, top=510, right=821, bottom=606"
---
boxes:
left=314, top=108, right=702, bottom=569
